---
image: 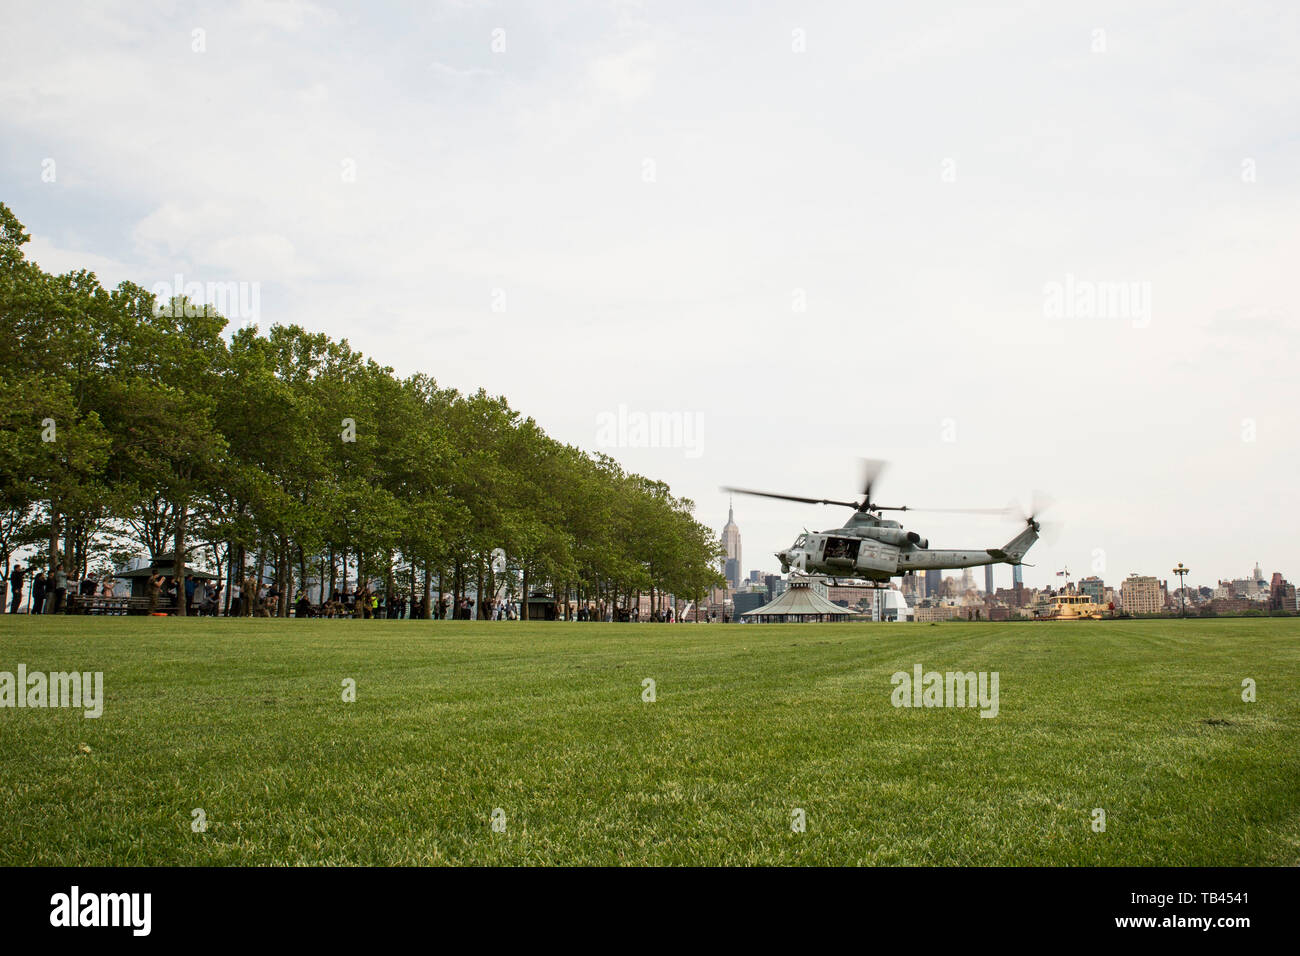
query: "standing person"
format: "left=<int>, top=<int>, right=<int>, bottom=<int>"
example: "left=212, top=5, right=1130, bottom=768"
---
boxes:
left=229, top=578, right=242, bottom=617
left=147, top=571, right=165, bottom=614
left=7, top=563, right=24, bottom=614
left=79, top=573, right=97, bottom=613
left=31, top=569, right=46, bottom=615
left=51, top=564, right=68, bottom=614
left=243, top=571, right=260, bottom=617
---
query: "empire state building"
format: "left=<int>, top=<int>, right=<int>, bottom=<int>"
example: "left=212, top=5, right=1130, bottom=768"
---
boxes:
left=721, top=500, right=742, bottom=589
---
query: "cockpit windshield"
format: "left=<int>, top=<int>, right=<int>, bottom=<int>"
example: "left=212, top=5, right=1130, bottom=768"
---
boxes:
left=793, top=534, right=808, bottom=549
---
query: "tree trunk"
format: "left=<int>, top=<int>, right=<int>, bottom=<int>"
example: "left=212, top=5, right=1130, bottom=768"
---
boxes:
left=386, top=550, right=394, bottom=616
left=280, top=536, right=290, bottom=616
left=299, top=547, right=309, bottom=605
left=48, top=505, right=61, bottom=571
left=173, top=501, right=188, bottom=617
left=63, top=522, right=74, bottom=580
left=226, top=542, right=240, bottom=615
left=476, top=559, right=485, bottom=619
left=423, top=563, right=433, bottom=619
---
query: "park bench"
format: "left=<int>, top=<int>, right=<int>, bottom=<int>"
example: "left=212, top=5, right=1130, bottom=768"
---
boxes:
left=65, top=594, right=176, bottom=615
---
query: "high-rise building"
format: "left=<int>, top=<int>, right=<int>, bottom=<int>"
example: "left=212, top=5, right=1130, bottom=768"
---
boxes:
left=1012, top=565, right=1023, bottom=585
left=1079, top=575, right=1105, bottom=603
left=733, top=591, right=768, bottom=616
left=1270, top=572, right=1297, bottom=612
left=925, top=569, right=941, bottom=596
left=984, top=565, right=994, bottom=595
left=960, top=568, right=975, bottom=592
left=1121, top=575, right=1162, bottom=616
left=720, top=499, right=742, bottom=589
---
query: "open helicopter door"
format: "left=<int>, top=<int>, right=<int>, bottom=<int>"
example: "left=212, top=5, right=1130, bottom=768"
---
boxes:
left=822, top=536, right=860, bottom=569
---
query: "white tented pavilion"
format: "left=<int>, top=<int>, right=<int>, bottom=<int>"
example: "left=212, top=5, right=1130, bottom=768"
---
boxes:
left=740, top=581, right=859, bottom=623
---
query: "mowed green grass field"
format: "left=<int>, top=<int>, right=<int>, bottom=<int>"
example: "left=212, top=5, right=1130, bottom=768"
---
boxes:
left=1, top=616, right=1297, bottom=866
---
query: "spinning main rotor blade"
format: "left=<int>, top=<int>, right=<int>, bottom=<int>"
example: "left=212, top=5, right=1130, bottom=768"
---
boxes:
left=899, top=506, right=1012, bottom=515
left=724, top=489, right=1006, bottom=516
left=722, top=487, right=861, bottom=509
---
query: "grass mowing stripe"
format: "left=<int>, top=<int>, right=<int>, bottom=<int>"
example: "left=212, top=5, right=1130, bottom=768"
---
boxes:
left=1, top=617, right=1296, bottom=865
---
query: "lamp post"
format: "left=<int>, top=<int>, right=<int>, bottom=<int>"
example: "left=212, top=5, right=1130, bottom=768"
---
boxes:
left=1172, top=562, right=1190, bottom=618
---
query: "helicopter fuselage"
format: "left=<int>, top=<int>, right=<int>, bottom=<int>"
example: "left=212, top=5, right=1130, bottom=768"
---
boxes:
left=776, top=514, right=1038, bottom=582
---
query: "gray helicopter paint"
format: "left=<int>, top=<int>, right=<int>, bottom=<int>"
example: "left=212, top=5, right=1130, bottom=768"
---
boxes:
left=777, top=520, right=1038, bottom=581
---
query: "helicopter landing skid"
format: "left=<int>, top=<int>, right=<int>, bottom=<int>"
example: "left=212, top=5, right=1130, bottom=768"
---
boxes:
left=825, top=577, right=892, bottom=590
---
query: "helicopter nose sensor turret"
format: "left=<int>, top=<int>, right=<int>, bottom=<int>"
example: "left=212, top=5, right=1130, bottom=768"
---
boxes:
left=776, top=547, right=807, bottom=574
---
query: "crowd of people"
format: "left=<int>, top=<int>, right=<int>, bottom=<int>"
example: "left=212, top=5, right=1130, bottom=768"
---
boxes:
left=5, top=562, right=117, bottom=615
left=304, top=590, right=497, bottom=620
left=3, top=560, right=687, bottom=621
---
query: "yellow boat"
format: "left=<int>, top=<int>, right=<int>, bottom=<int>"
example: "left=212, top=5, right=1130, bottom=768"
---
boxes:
left=1039, top=592, right=1107, bottom=620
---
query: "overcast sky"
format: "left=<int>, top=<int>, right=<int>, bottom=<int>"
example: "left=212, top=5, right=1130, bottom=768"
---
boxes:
left=3, top=0, right=1297, bottom=589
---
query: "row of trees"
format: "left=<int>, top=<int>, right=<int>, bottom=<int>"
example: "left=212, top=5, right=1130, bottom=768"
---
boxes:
left=0, top=202, right=723, bottom=617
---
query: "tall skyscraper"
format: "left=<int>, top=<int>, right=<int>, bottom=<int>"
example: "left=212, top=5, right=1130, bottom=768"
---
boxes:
left=721, top=499, right=742, bottom=589
left=984, top=564, right=994, bottom=595
left=925, top=569, right=941, bottom=597
left=1012, top=564, right=1023, bottom=585
left=960, top=568, right=975, bottom=592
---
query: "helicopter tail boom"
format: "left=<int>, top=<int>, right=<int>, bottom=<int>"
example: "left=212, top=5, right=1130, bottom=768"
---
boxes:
left=986, top=524, right=1039, bottom=565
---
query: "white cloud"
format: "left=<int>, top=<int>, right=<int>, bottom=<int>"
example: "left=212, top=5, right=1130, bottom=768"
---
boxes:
left=234, top=0, right=334, bottom=32
left=589, top=41, right=656, bottom=102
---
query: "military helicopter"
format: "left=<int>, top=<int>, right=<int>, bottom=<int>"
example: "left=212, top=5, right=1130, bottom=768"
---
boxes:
left=724, top=460, right=1043, bottom=584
